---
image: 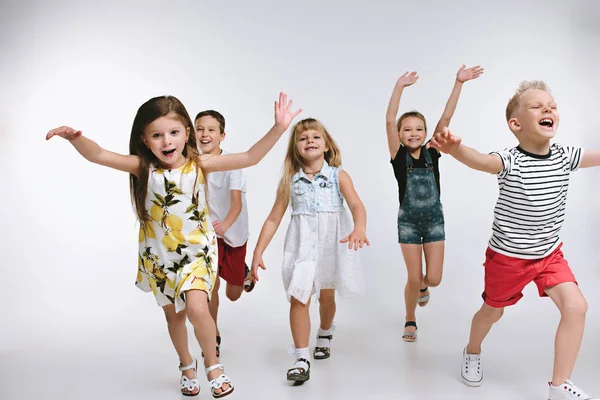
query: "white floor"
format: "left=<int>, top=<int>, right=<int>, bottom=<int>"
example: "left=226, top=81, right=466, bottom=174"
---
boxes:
left=2, top=272, right=599, bottom=400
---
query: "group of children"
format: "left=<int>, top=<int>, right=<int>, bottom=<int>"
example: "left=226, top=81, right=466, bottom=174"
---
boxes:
left=46, top=66, right=600, bottom=399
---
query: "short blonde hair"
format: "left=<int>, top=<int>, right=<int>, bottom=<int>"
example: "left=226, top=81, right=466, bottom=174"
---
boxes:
left=505, top=80, right=551, bottom=121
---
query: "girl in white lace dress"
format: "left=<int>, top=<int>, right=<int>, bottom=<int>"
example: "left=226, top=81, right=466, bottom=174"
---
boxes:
left=251, top=118, right=369, bottom=383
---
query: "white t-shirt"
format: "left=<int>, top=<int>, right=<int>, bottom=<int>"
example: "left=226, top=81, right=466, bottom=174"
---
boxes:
left=489, top=143, right=583, bottom=259
left=206, top=150, right=249, bottom=247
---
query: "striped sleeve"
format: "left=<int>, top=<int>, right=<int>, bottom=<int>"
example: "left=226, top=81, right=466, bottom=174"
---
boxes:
left=564, top=146, right=583, bottom=171
left=489, top=149, right=513, bottom=178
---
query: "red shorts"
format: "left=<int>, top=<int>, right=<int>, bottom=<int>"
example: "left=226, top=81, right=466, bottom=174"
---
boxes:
left=217, top=238, right=247, bottom=287
left=482, top=243, right=577, bottom=308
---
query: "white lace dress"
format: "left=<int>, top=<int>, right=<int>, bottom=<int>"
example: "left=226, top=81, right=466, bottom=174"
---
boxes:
left=281, top=161, right=363, bottom=304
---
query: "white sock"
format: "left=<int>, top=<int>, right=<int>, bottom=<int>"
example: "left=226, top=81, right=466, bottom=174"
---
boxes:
left=317, top=327, right=333, bottom=337
left=294, top=347, right=310, bottom=360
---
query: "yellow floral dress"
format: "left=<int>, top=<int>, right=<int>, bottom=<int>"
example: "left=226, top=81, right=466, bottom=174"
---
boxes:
left=136, top=159, right=217, bottom=312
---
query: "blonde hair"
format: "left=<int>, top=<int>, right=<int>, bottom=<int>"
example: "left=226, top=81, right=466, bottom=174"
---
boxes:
left=505, top=80, right=551, bottom=121
left=276, top=118, right=342, bottom=205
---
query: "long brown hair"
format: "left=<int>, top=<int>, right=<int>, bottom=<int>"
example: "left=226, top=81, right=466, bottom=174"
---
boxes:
left=129, top=96, right=199, bottom=222
left=276, top=118, right=342, bottom=205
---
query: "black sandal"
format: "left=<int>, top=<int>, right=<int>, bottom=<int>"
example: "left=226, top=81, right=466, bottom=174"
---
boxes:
left=202, top=335, right=222, bottom=358
left=243, top=264, right=255, bottom=293
left=287, top=358, right=310, bottom=382
left=313, top=334, right=333, bottom=359
left=403, top=321, right=418, bottom=342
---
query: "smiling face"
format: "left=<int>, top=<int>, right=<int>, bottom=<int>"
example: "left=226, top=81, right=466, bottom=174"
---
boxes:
left=296, top=128, right=328, bottom=162
left=399, top=116, right=427, bottom=151
left=141, top=113, right=190, bottom=168
left=195, top=115, right=224, bottom=155
left=509, top=89, right=559, bottom=144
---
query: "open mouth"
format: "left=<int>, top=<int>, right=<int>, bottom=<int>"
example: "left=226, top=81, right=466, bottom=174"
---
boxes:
left=539, top=118, right=554, bottom=128
left=200, top=139, right=211, bottom=145
left=305, top=146, right=318, bottom=151
left=162, top=149, right=176, bottom=157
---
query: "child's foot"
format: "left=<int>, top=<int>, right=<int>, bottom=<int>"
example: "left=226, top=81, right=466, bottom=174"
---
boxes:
left=548, top=380, right=599, bottom=400
left=205, top=364, right=234, bottom=398
left=461, top=348, right=482, bottom=387
left=402, top=321, right=418, bottom=342
left=313, top=333, right=332, bottom=359
left=287, top=358, right=310, bottom=382
left=418, top=287, right=430, bottom=307
left=179, top=358, right=200, bottom=396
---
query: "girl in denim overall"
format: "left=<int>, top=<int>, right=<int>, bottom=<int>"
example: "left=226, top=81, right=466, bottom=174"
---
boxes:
left=385, top=67, right=483, bottom=341
left=251, top=118, right=369, bottom=383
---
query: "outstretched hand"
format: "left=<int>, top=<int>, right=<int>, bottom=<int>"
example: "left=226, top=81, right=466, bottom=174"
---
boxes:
left=46, top=126, right=82, bottom=141
left=274, top=92, right=302, bottom=131
left=427, top=127, right=462, bottom=154
left=340, top=229, right=370, bottom=251
left=457, top=65, right=484, bottom=83
left=396, top=71, right=419, bottom=88
left=250, top=253, right=266, bottom=283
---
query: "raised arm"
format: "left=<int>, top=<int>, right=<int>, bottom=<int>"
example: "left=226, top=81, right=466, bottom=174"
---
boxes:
left=338, top=170, right=370, bottom=250
left=428, top=127, right=502, bottom=174
left=580, top=150, right=600, bottom=168
left=46, top=126, right=142, bottom=176
left=432, top=65, right=484, bottom=135
left=200, top=92, right=301, bottom=174
left=385, top=71, right=419, bottom=159
left=250, top=191, right=288, bottom=282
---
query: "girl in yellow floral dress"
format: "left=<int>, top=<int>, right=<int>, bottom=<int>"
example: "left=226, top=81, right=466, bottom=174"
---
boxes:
left=46, top=93, right=301, bottom=398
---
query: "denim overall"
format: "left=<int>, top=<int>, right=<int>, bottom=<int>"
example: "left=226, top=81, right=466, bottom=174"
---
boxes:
left=397, top=147, right=445, bottom=244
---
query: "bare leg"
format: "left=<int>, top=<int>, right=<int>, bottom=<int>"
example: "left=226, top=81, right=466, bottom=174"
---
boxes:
left=208, top=276, right=221, bottom=336
left=162, top=305, right=198, bottom=396
left=318, top=289, right=336, bottom=330
left=290, top=296, right=311, bottom=348
left=400, top=243, right=423, bottom=338
left=545, top=282, right=587, bottom=385
left=185, top=289, right=231, bottom=395
left=466, top=303, right=504, bottom=354
left=422, top=240, right=444, bottom=287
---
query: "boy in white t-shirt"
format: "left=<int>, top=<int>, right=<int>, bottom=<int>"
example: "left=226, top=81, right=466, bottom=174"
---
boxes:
left=195, top=110, right=253, bottom=357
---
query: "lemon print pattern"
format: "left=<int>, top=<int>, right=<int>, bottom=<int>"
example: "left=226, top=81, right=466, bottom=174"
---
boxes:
left=136, top=160, right=217, bottom=313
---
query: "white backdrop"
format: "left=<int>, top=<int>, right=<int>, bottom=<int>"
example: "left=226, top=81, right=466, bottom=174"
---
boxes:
left=1, top=1, right=599, bottom=399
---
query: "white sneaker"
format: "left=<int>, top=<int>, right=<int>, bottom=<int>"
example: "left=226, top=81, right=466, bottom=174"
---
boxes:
left=461, top=348, right=482, bottom=387
left=548, top=380, right=599, bottom=399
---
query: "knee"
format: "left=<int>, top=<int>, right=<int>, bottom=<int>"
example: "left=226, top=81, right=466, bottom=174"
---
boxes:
left=426, top=275, right=442, bottom=288
left=291, top=297, right=310, bottom=310
left=481, top=306, right=504, bottom=324
left=186, top=300, right=210, bottom=322
left=407, top=276, right=422, bottom=289
left=226, top=288, right=242, bottom=302
left=560, top=297, right=588, bottom=318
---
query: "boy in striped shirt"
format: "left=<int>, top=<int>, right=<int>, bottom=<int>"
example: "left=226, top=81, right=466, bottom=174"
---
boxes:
left=429, top=81, right=600, bottom=400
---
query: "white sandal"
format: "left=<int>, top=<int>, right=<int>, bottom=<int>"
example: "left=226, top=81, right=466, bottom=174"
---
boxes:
left=205, top=363, right=234, bottom=398
left=179, top=358, right=200, bottom=396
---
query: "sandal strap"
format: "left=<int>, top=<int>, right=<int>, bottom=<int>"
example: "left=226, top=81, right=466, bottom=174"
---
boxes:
left=420, top=287, right=429, bottom=292
left=205, top=363, right=224, bottom=375
left=404, top=321, right=417, bottom=328
left=317, top=334, right=333, bottom=340
left=287, top=358, right=310, bottom=374
left=179, top=358, right=197, bottom=372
